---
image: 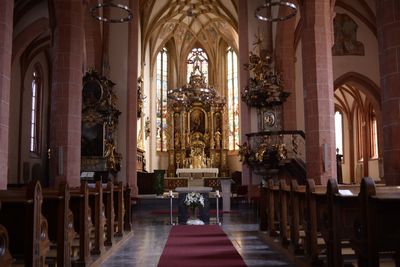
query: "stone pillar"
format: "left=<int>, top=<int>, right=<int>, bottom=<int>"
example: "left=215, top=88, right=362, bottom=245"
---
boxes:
left=0, top=1, right=13, bottom=189
left=127, top=0, right=139, bottom=196
left=84, top=0, right=102, bottom=71
left=301, top=0, right=336, bottom=185
left=239, top=0, right=252, bottom=186
left=376, top=0, right=400, bottom=185
left=275, top=9, right=297, bottom=130
left=50, top=0, right=84, bottom=187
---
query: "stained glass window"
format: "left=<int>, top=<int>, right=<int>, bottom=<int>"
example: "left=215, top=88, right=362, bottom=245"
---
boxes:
left=226, top=47, right=239, bottom=150
left=334, top=111, right=343, bottom=155
left=370, top=109, right=378, bottom=158
left=187, top=48, right=208, bottom=83
left=30, top=64, right=42, bottom=154
left=156, top=48, right=168, bottom=151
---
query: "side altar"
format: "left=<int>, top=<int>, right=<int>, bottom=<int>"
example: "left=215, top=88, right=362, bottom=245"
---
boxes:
left=166, top=63, right=229, bottom=177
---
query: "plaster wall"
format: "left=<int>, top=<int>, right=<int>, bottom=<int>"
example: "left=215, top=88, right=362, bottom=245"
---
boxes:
left=108, top=2, right=129, bottom=183
left=9, top=52, right=49, bottom=184
left=332, top=7, right=380, bottom=86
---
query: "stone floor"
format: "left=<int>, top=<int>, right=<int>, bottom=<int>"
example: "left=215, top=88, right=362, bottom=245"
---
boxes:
left=99, top=197, right=296, bottom=267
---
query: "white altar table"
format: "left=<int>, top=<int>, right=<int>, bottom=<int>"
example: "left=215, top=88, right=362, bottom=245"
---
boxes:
left=176, top=168, right=219, bottom=177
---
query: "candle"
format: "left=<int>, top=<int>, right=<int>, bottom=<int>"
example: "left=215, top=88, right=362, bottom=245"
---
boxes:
left=169, top=190, right=173, bottom=197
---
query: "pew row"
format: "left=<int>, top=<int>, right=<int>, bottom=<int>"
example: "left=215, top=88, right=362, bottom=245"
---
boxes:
left=42, top=182, right=76, bottom=267
left=0, top=180, right=50, bottom=267
left=259, top=177, right=400, bottom=267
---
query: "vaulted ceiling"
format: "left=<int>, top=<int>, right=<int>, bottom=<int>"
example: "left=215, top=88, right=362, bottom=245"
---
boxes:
left=140, top=0, right=239, bottom=68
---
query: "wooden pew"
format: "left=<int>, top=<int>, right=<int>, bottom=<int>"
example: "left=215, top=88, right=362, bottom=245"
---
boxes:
left=304, top=179, right=327, bottom=265
left=326, top=179, right=360, bottom=267
left=267, top=180, right=280, bottom=237
left=42, top=182, right=75, bottom=267
left=0, top=220, right=12, bottom=266
left=289, top=180, right=306, bottom=254
left=113, top=182, right=124, bottom=237
left=279, top=180, right=291, bottom=247
left=88, top=181, right=105, bottom=255
left=103, top=181, right=115, bottom=246
left=124, top=184, right=132, bottom=231
left=70, top=181, right=92, bottom=266
left=259, top=187, right=268, bottom=231
left=355, top=177, right=400, bottom=266
left=0, top=180, right=50, bottom=267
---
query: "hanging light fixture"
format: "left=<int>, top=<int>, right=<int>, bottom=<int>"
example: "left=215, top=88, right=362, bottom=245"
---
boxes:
left=90, top=1, right=133, bottom=23
left=255, top=0, right=297, bottom=22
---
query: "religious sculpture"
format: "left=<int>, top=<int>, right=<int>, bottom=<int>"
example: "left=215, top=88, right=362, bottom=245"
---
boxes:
left=214, top=131, right=221, bottom=149
left=174, top=132, right=181, bottom=149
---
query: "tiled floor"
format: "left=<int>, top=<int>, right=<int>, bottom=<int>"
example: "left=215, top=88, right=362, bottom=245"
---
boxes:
left=100, top=197, right=296, bottom=267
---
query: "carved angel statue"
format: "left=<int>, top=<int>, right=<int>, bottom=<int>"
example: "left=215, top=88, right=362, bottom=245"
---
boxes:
left=255, top=142, right=268, bottom=163
left=277, top=143, right=287, bottom=161
left=104, top=140, right=121, bottom=172
left=238, top=142, right=251, bottom=163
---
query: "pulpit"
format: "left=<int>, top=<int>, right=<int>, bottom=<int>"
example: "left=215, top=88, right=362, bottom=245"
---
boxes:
left=175, top=187, right=212, bottom=224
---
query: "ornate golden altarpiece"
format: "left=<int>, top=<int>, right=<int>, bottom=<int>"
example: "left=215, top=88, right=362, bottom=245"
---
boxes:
left=166, top=66, right=229, bottom=177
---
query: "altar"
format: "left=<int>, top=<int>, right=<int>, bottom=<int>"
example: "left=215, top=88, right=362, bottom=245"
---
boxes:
left=176, top=168, right=219, bottom=178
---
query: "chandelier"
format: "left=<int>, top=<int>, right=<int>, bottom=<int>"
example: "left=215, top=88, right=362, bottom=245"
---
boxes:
left=90, top=1, right=133, bottom=23
left=241, top=51, right=289, bottom=108
left=255, top=0, right=297, bottom=22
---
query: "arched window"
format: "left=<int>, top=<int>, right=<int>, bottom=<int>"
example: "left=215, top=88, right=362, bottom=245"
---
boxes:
left=187, top=48, right=208, bottom=83
left=156, top=47, right=168, bottom=151
left=30, top=64, right=43, bottom=155
left=370, top=109, right=378, bottom=159
left=334, top=111, right=343, bottom=155
left=226, top=47, right=239, bottom=150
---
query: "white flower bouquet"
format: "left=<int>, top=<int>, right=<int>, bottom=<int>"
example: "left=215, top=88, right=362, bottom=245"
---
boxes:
left=184, top=192, right=205, bottom=208
left=184, top=192, right=205, bottom=225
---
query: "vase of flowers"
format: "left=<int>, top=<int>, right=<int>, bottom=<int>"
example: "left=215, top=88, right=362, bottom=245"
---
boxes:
left=184, top=192, right=205, bottom=225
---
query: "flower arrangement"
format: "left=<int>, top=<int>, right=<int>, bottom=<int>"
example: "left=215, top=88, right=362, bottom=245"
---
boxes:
left=184, top=192, right=205, bottom=225
left=184, top=192, right=205, bottom=208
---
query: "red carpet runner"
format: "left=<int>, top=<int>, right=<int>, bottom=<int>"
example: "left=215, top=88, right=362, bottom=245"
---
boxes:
left=157, top=225, right=247, bottom=267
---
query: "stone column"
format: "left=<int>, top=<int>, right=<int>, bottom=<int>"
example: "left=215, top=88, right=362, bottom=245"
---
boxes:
left=126, top=0, right=139, bottom=196
left=376, top=0, right=400, bottom=185
left=50, top=0, right=84, bottom=187
left=84, top=0, right=102, bottom=71
left=275, top=8, right=297, bottom=130
left=239, top=0, right=252, bottom=186
left=301, top=0, right=336, bottom=185
left=0, top=1, right=13, bottom=189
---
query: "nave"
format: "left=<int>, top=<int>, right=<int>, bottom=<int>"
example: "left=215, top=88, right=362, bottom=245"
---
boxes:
left=100, top=199, right=295, bottom=267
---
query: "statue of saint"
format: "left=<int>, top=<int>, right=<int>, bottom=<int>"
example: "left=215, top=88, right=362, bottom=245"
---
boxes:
left=174, top=132, right=180, bottom=149
left=214, top=131, right=221, bottom=149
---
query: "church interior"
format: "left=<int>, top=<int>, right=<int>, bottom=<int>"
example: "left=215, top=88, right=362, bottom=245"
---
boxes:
left=1, top=0, right=400, bottom=266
